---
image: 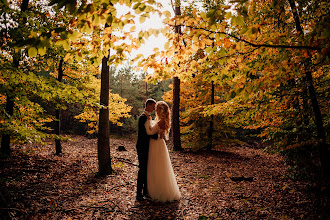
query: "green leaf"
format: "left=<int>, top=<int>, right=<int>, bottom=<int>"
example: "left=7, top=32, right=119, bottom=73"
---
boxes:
left=66, top=3, right=76, bottom=14
left=225, top=12, right=232, bottom=19
left=86, top=4, right=94, bottom=13
left=246, top=28, right=253, bottom=36
left=106, top=15, right=113, bottom=24
left=28, top=47, right=38, bottom=57
left=133, top=2, right=141, bottom=10
left=60, top=32, right=68, bottom=40
left=240, top=27, right=248, bottom=34
left=117, top=47, right=123, bottom=54
left=236, top=16, right=244, bottom=26
left=219, top=48, right=226, bottom=57
left=139, top=5, right=146, bottom=12
left=0, top=0, right=9, bottom=6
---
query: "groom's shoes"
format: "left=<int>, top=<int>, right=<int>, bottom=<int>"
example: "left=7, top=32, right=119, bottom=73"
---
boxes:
left=136, top=194, right=145, bottom=201
left=143, top=193, right=151, bottom=199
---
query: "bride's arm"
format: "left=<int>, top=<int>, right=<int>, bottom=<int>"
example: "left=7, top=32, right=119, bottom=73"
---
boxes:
left=145, top=119, right=159, bottom=135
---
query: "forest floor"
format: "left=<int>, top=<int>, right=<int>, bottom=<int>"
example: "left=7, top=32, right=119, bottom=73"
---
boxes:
left=0, top=135, right=329, bottom=219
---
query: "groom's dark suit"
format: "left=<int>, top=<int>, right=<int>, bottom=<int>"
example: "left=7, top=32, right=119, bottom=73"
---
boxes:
left=136, top=113, right=158, bottom=198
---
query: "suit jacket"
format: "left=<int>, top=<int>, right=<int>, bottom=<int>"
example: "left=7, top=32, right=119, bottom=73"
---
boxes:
left=136, top=113, right=158, bottom=154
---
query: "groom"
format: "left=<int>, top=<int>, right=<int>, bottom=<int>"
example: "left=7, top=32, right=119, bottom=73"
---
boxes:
left=136, top=98, right=158, bottom=201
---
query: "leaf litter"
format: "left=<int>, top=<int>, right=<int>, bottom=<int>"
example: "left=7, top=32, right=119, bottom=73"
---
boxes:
left=0, top=135, right=329, bottom=219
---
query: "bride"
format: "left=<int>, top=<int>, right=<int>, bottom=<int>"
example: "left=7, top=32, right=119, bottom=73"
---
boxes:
left=144, top=101, right=181, bottom=202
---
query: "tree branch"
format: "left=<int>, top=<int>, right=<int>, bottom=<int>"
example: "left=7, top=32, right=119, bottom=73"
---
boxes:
left=172, top=24, right=320, bottom=50
left=113, top=157, right=138, bottom=166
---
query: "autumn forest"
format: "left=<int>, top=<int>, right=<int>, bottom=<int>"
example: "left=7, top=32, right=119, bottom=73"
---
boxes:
left=1, top=0, right=329, bottom=219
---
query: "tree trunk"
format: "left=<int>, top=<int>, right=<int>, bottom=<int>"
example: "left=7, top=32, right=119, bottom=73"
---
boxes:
left=288, top=0, right=329, bottom=177
left=97, top=38, right=112, bottom=175
left=172, top=2, right=182, bottom=151
left=305, top=70, right=329, bottom=176
left=1, top=0, right=29, bottom=156
left=207, top=81, right=214, bottom=151
left=172, top=76, right=182, bottom=151
left=1, top=94, right=14, bottom=155
left=55, top=58, right=63, bottom=155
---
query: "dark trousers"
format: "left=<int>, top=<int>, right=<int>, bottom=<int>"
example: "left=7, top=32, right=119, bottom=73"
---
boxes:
left=137, top=149, right=148, bottom=196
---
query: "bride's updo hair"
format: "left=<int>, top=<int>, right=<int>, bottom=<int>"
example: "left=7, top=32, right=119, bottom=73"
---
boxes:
left=155, top=101, right=171, bottom=133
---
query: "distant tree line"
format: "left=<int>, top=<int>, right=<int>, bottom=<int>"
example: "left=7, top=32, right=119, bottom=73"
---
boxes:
left=57, top=64, right=172, bottom=138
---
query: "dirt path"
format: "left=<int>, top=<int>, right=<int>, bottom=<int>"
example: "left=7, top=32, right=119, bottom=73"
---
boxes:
left=0, top=136, right=328, bottom=219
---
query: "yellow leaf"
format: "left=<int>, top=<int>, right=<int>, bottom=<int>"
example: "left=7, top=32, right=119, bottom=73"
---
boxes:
left=215, top=33, right=221, bottom=41
left=192, top=33, right=199, bottom=42
left=135, top=8, right=141, bottom=14
left=28, top=47, right=38, bottom=57
left=118, top=21, right=124, bottom=30
left=92, top=14, right=100, bottom=26
left=203, top=38, right=213, bottom=45
left=205, top=47, right=213, bottom=53
left=112, top=22, right=118, bottom=29
left=148, top=28, right=153, bottom=36
left=31, top=31, right=38, bottom=37
left=130, top=26, right=136, bottom=32
left=200, top=11, right=206, bottom=19
left=210, top=25, right=217, bottom=32
left=63, top=40, right=70, bottom=50
left=139, top=16, right=146, bottom=23
left=64, top=53, right=72, bottom=62
left=164, top=41, right=170, bottom=49
left=124, top=13, right=133, bottom=19
left=68, top=30, right=80, bottom=41
left=163, top=10, right=171, bottom=18
left=143, top=65, right=148, bottom=72
left=38, top=47, right=46, bottom=56
left=144, top=31, right=149, bottom=38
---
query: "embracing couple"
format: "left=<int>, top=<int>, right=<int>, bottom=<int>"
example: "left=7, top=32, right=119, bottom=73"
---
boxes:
left=136, top=99, right=181, bottom=202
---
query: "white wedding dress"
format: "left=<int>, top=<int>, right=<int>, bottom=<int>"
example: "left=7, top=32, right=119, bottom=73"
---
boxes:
left=145, top=119, right=181, bottom=202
